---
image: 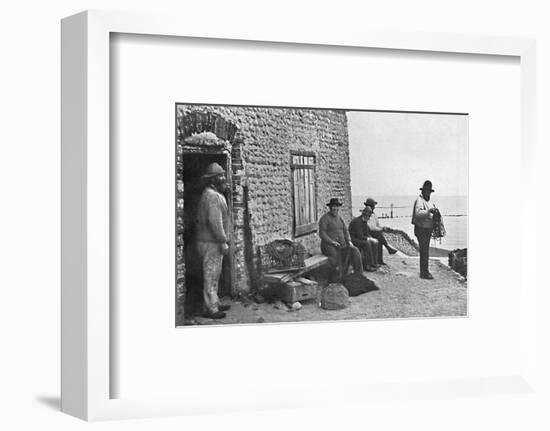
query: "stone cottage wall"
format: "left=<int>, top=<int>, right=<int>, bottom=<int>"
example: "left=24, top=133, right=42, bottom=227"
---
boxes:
left=177, top=105, right=352, bottom=293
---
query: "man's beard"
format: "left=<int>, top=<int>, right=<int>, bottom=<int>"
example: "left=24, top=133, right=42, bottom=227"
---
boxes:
left=213, top=179, right=228, bottom=193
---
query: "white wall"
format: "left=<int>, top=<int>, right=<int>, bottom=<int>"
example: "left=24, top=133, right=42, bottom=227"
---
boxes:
left=1, top=0, right=548, bottom=430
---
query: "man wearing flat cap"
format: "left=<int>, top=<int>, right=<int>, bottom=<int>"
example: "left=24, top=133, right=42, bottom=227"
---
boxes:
left=318, top=198, right=363, bottom=282
left=196, top=162, right=231, bottom=318
left=364, top=197, right=398, bottom=264
left=411, top=180, right=437, bottom=279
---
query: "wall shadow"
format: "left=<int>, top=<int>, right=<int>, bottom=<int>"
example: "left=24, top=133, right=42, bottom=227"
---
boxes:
left=35, top=395, right=60, bottom=411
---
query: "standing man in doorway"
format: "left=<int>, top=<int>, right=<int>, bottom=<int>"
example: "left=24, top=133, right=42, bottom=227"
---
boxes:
left=412, top=180, right=437, bottom=280
left=364, top=197, right=398, bottom=264
left=196, top=162, right=231, bottom=319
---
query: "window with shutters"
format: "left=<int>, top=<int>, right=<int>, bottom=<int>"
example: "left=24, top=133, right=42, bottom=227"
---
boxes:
left=290, top=152, right=317, bottom=236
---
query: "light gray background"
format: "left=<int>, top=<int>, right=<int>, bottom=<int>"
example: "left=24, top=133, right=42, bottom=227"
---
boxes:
left=348, top=111, right=468, bottom=197
left=1, top=1, right=549, bottom=430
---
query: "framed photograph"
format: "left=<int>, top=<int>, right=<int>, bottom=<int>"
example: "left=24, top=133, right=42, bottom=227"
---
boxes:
left=174, top=103, right=468, bottom=326
left=61, top=10, right=538, bottom=421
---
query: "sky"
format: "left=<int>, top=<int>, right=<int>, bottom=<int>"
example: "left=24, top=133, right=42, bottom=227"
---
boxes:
left=346, top=111, right=468, bottom=198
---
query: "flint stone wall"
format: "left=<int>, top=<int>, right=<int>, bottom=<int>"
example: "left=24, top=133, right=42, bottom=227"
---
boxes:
left=177, top=105, right=352, bottom=293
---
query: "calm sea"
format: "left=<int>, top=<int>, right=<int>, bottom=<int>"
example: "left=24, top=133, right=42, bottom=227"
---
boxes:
left=352, top=195, right=468, bottom=251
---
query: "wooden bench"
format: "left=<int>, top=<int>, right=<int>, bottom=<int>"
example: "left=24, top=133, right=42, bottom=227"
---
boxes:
left=260, top=254, right=329, bottom=284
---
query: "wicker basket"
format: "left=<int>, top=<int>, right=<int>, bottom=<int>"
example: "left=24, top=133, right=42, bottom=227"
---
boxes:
left=259, top=239, right=306, bottom=273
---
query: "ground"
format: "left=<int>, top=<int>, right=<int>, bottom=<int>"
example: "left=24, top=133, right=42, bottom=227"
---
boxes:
left=184, top=252, right=467, bottom=326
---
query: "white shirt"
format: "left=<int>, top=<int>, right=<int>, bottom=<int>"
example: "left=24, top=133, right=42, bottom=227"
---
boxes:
left=367, top=212, right=382, bottom=232
left=411, top=194, right=434, bottom=229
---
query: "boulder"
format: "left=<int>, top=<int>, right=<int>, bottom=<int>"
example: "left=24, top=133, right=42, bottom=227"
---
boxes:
left=320, top=283, right=349, bottom=310
left=291, top=301, right=302, bottom=311
left=448, top=248, right=467, bottom=277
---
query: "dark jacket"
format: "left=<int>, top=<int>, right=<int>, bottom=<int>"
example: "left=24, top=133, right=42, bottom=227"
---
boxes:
left=348, top=216, right=372, bottom=248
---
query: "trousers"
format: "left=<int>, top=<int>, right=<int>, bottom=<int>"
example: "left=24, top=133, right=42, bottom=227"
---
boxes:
left=414, top=226, right=433, bottom=275
left=366, top=237, right=379, bottom=267
left=321, top=242, right=363, bottom=282
left=369, top=231, right=388, bottom=263
left=197, top=241, right=223, bottom=313
left=352, top=238, right=379, bottom=268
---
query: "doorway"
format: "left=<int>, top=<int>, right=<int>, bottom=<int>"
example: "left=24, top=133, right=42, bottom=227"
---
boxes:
left=181, top=152, right=233, bottom=316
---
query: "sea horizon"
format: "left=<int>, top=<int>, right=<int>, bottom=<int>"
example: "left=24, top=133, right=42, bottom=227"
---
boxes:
left=352, top=194, right=468, bottom=251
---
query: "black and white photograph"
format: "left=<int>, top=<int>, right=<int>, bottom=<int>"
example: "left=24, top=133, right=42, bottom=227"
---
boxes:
left=3, top=0, right=546, bottom=427
left=175, top=104, right=468, bottom=326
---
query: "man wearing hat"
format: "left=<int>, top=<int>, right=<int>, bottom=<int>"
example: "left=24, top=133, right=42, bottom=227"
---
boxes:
left=364, top=197, right=398, bottom=264
left=318, top=198, right=363, bottom=282
left=348, top=205, right=379, bottom=272
left=195, top=162, right=231, bottom=318
left=411, top=180, right=437, bottom=279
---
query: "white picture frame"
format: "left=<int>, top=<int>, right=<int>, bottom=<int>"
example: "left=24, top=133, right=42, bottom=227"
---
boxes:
left=61, top=9, right=538, bottom=421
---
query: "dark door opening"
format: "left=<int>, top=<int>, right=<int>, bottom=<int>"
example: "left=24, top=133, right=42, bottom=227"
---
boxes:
left=181, top=153, right=232, bottom=316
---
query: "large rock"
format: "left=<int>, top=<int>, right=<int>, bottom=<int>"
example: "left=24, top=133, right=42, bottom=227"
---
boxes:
left=320, top=283, right=349, bottom=310
left=448, top=248, right=467, bottom=277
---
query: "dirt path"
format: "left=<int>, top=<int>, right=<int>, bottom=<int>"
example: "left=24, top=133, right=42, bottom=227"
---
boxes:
left=186, top=253, right=467, bottom=325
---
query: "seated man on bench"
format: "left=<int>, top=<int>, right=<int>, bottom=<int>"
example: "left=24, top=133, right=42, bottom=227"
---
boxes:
left=318, top=198, right=363, bottom=282
left=364, top=197, right=398, bottom=265
left=348, top=206, right=379, bottom=272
